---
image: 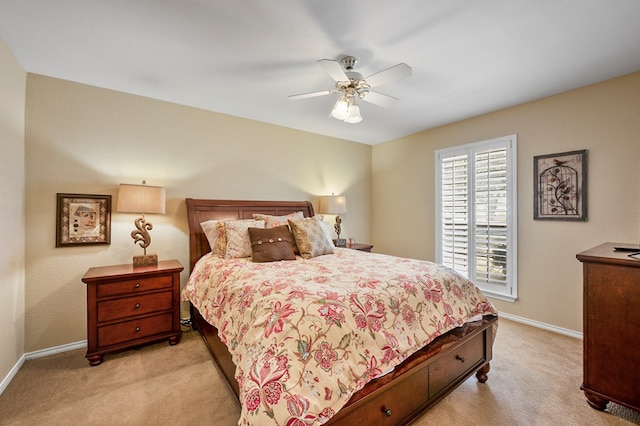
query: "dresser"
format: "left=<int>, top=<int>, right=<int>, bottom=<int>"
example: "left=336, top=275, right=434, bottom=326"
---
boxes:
left=576, top=243, right=640, bottom=412
left=82, top=259, right=183, bottom=366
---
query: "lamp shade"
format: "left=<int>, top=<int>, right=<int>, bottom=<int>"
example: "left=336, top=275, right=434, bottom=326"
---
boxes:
left=319, top=195, right=347, bottom=215
left=331, top=97, right=349, bottom=120
left=344, top=104, right=362, bottom=123
left=117, top=183, right=166, bottom=214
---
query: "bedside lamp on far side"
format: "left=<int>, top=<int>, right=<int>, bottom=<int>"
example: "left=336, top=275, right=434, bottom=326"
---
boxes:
left=319, top=194, right=347, bottom=247
left=117, top=181, right=165, bottom=267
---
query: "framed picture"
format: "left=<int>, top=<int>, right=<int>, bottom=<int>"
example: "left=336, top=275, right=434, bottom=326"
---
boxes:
left=56, top=193, right=112, bottom=246
left=533, top=150, right=587, bottom=221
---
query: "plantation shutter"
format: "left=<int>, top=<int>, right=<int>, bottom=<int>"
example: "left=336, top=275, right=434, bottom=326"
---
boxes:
left=474, top=148, right=508, bottom=286
left=436, top=135, right=517, bottom=302
left=440, top=153, right=469, bottom=277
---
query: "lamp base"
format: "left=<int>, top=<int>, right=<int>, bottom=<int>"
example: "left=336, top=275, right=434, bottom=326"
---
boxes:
left=133, top=254, right=158, bottom=267
left=334, top=238, right=347, bottom=247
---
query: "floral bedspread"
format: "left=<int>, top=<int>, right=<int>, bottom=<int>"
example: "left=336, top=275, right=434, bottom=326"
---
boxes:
left=182, top=248, right=497, bottom=425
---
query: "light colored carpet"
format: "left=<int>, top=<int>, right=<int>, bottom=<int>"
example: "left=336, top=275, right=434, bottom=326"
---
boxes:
left=0, top=319, right=638, bottom=425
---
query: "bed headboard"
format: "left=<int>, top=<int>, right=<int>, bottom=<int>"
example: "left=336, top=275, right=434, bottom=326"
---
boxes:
left=185, top=198, right=315, bottom=272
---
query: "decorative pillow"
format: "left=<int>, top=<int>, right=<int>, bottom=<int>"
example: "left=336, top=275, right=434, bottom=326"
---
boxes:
left=316, top=216, right=334, bottom=242
left=288, top=217, right=335, bottom=259
left=200, top=220, right=220, bottom=254
left=253, top=211, right=304, bottom=228
left=216, top=219, right=265, bottom=259
left=253, top=211, right=305, bottom=254
left=248, top=225, right=296, bottom=263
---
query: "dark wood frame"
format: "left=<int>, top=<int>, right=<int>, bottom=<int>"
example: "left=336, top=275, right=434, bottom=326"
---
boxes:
left=533, top=149, right=588, bottom=221
left=56, top=193, right=111, bottom=247
left=185, top=198, right=497, bottom=425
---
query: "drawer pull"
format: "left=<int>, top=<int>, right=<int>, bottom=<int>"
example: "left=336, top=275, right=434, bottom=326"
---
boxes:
left=456, top=355, right=465, bottom=363
left=135, top=303, right=141, bottom=309
left=384, top=408, right=392, bottom=417
left=135, top=327, right=141, bottom=333
left=134, top=283, right=141, bottom=289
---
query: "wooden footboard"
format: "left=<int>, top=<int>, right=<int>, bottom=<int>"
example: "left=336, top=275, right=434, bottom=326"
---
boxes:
left=192, top=303, right=496, bottom=425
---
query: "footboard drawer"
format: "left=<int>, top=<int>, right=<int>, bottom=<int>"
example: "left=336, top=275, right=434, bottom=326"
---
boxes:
left=326, top=318, right=495, bottom=425
left=429, top=330, right=485, bottom=398
left=353, top=369, right=428, bottom=424
left=328, top=368, right=429, bottom=425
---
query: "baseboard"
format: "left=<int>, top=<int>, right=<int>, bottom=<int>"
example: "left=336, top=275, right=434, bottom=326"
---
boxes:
left=0, top=340, right=87, bottom=396
left=498, top=311, right=583, bottom=339
left=24, top=340, right=87, bottom=360
left=0, top=353, right=26, bottom=395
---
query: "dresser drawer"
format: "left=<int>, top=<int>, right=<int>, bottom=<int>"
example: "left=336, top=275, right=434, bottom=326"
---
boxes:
left=97, top=291, right=173, bottom=322
left=96, top=275, right=172, bottom=297
left=429, top=331, right=485, bottom=398
left=97, top=313, right=173, bottom=347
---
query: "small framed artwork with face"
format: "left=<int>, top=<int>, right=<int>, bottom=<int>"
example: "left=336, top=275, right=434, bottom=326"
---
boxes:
left=56, top=193, right=112, bottom=246
left=533, top=150, right=587, bottom=221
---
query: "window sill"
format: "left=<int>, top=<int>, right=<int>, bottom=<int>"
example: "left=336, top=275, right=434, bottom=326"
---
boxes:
left=482, top=290, right=518, bottom=303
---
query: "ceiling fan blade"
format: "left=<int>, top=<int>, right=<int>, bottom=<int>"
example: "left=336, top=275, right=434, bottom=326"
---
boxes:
left=360, top=91, right=399, bottom=108
left=317, top=59, right=349, bottom=82
left=288, top=90, right=334, bottom=100
left=364, top=63, right=412, bottom=88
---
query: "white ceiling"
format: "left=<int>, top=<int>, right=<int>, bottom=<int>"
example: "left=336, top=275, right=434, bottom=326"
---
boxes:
left=1, top=1, right=640, bottom=145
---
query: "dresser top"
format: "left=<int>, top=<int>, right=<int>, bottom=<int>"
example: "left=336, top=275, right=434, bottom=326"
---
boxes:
left=576, top=242, right=640, bottom=267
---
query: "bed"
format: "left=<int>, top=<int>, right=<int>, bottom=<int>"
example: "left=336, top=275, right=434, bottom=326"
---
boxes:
left=183, top=198, right=498, bottom=425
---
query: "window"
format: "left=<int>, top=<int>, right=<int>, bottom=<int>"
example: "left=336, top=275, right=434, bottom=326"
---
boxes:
left=435, top=135, right=517, bottom=302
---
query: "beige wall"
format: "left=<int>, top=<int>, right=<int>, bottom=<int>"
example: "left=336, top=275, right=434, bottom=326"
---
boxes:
left=0, top=39, right=26, bottom=380
left=372, top=72, right=640, bottom=333
left=15, top=65, right=640, bottom=353
left=24, top=74, right=372, bottom=352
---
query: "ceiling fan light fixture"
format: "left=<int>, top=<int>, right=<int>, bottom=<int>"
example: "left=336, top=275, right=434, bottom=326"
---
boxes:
left=344, top=104, right=362, bottom=123
left=291, top=55, right=410, bottom=125
left=331, top=96, right=349, bottom=120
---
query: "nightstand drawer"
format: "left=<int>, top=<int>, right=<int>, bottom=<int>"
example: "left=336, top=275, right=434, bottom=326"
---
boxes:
left=97, top=291, right=173, bottom=322
left=96, top=275, right=172, bottom=297
left=98, top=313, right=173, bottom=347
left=429, top=331, right=484, bottom=398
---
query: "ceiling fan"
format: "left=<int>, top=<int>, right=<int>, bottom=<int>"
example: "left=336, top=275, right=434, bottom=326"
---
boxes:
left=289, top=56, right=412, bottom=123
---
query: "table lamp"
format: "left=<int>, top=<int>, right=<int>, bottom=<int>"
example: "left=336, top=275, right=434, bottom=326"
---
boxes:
left=319, top=194, right=347, bottom=247
left=117, top=181, right=165, bottom=266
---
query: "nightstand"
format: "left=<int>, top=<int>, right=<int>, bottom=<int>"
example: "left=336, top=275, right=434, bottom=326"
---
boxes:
left=82, top=259, right=183, bottom=366
left=346, top=243, right=374, bottom=252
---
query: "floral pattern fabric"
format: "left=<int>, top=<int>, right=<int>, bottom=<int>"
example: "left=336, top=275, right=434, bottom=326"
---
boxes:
left=182, top=248, right=497, bottom=425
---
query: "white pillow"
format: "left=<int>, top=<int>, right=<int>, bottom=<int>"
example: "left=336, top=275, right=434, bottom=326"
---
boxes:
left=315, top=216, right=334, bottom=242
left=200, top=220, right=220, bottom=254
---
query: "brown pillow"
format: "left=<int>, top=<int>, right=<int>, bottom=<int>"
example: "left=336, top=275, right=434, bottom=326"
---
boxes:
left=248, top=225, right=296, bottom=263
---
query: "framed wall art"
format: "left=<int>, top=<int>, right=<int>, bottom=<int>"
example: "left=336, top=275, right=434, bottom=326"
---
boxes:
left=56, top=193, right=112, bottom=246
left=533, top=149, right=587, bottom=221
